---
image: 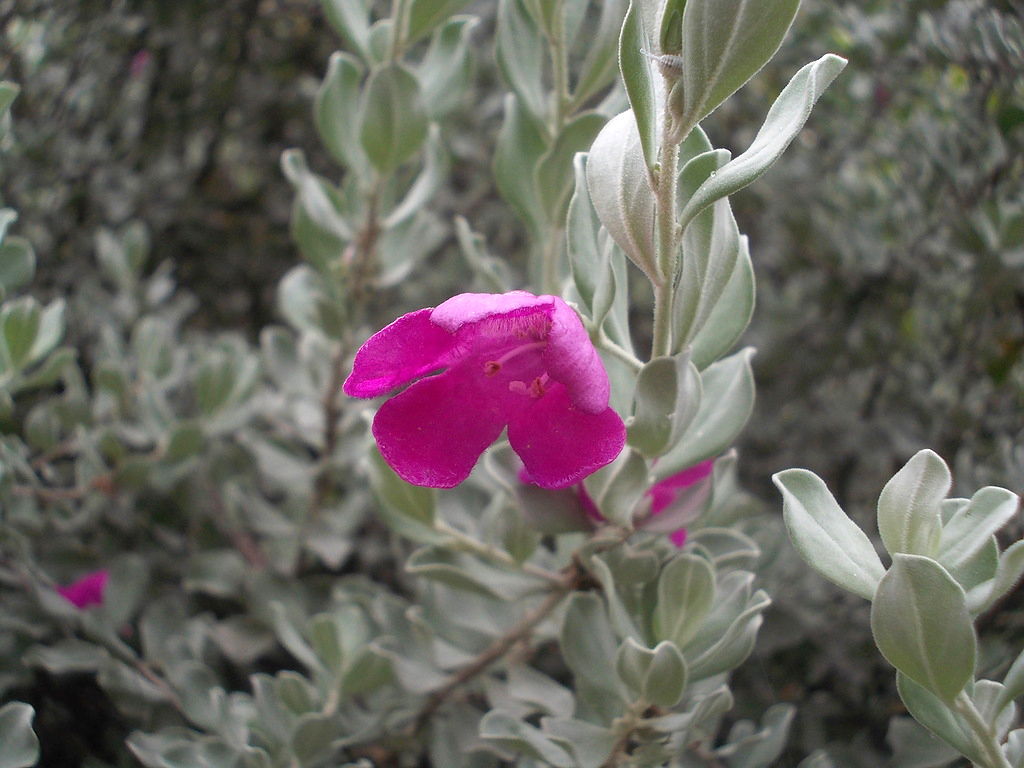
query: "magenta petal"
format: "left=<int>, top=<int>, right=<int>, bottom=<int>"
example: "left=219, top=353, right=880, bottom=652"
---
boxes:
left=430, top=291, right=548, bottom=332
left=508, top=383, right=625, bottom=489
left=344, top=309, right=457, bottom=398
left=57, top=569, right=109, bottom=609
left=543, top=297, right=609, bottom=413
left=372, top=371, right=507, bottom=488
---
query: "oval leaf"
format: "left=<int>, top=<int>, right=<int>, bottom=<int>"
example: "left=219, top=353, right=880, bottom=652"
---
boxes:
left=871, top=554, right=976, bottom=704
left=628, top=350, right=701, bottom=458
left=938, top=486, right=1020, bottom=572
left=359, top=63, right=428, bottom=174
left=587, top=110, right=658, bottom=281
left=773, top=468, right=886, bottom=600
left=618, top=1, right=658, bottom=171
left=315, top=52, right=370, bottom=178
left=0, top=702, right=40, bottom=768
left=677, top=55, right=847, bottom=233
left=654, top=347, right=753, bottom=479
left=653, top=553, right=716, bottom=649
left=877, top=449, right=950, bottom=559
left=677, top=0, right=801, bottom=130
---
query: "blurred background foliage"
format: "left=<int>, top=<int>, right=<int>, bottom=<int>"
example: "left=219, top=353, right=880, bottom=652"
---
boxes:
left=1, top=0, right=1022, bottom=765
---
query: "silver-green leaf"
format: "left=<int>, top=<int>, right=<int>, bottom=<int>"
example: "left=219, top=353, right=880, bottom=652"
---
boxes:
left=877, top=449, right=950, bottom=559
left=0, top=702, right=39, bottom=768
left=871, top=554, right=976, bottom=704
left=677, top=55, right=847, bottom=234
left=359, top=63, right=428, bottom=174
left=675, top=0, right=801, bottom=132
left=587, top=110, right=658, bottom=281
left=774, top=468, right=886, bottom=601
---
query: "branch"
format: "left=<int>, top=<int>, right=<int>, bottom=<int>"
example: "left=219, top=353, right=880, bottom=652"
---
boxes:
left=407, top=563, right=583, bottom=735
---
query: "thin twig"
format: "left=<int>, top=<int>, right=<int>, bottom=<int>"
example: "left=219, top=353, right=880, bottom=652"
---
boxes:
left=311, top=180, right=382, bottom=518
left=311, top=341, right=349, bottom=516
left=204, top=480, right=269, bottom=569
left=407, top=563, right=583, bottom=735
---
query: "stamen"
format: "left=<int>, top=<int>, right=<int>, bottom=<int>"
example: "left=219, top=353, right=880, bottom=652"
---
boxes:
left=482, top=340, right=547, bottom=376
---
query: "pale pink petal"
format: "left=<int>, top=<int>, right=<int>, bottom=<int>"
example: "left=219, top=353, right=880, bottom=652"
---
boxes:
left=57, top=569, right=109, bottom=609
left=508, top=383, right=625, bottom=489
left=344, top=309, right=457, bottom=398
left=372, top=370, right=506, bottom=488
left=668, top=528, right=688, bottom=548
left=543, top=297, right=610, bottom=413
left=430, top=291, right=548, bottom=332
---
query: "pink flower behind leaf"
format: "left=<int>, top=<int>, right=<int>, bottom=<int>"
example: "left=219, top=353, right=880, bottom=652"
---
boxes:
left=649, top=460, right=714, bottom=513
left=642, top=459, right=715, bottom=546
left=56, top=570, right=109, bottom=609
left=517, top=459, right=714, bottom=547
left=345, top=291, right=626, bottom=489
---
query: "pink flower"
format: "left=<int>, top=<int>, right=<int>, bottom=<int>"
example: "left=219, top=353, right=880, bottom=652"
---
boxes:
left=56, top=570, right=109, bottom=609
left=129, top=50, right=151, bottom=79
left=345, top=291, right=626, bottom=489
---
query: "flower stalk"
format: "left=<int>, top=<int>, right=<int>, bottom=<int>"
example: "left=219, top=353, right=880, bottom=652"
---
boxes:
left=954, top=691, right=1013, bottom=768
left=651, top=86, right=682, bottom=359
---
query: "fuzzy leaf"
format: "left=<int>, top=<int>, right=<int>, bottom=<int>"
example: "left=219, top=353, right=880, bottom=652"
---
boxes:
left=322, top=0, right=374, bottom=62
left=871, top=554, right=976, bottom=704
left=0, top=702, right=39, bottom=768
left=673, top=195, right=741, bottom=348
left=315, top=52, right=370, bottom=177
left=495, top=95, right=548, bottom=238
left=406, top=0, right=472, bottom=44
left=480, top=710, right=575, bottom=767
left=417, top=16, right=478, bottom=119
left=618, top=1, right=658, bottom=171
left=561, top=593, right=623, bottom=700
left=572, top=0, right=626, bottom=108
left=359, top=63, right=428, bottom=174
left=535, top=112, right=606, bottom=223
left=0, top=82, right=19, bottom=117
left=896, top=673, right=982, bottom=763
left=774, top=468, right=886, bottom=600
left=676, top=0, right=801, bottom=130
left=628, top=349, right=701, bottom=458
left=655, top=347, right=754, bottom=479
left=653, top=553, right=715, bottom=648
left=0, top=236, right=35, bottom=295
left=938, top=486, right=1020, bottom=572
left=643, top=640, right=688, bottom=708
left=996, top=639, right=1024, bottom=716
left=587, top=110, right=658, bottom=280
left=877, top=449, right=950, bottom=559
left=496, top=0, right=547, bottom=121
left=677, top=55, right=847, bottom=233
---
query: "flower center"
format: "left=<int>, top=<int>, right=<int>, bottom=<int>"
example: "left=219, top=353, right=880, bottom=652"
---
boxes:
left=482, top=340, right=546, bottom=377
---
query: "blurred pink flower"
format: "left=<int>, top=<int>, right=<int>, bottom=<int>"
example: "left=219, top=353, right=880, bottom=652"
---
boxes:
left=345, top=291, right=626, bottom=489
left=129, top=50, right=151, bottom=79
left=56, top=569, right=109, bottom=609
